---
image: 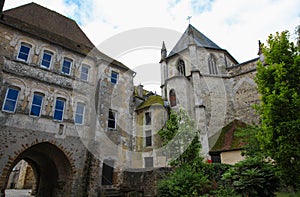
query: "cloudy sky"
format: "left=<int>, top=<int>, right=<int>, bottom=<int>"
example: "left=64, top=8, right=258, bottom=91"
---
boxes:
left=4, top=0, right=300, bottom=92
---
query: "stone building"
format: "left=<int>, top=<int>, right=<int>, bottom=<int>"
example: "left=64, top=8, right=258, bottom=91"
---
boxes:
left=0, top=2, right=134, bottom=196
left=0, top=1, right=263, bottom=197
left=160, top=24, right=260, bottom=164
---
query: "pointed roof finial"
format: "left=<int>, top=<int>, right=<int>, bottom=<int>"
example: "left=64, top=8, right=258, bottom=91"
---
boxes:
left=187, top=16, right=192, bottom=24
left=160, top=41, right=167, bottom=62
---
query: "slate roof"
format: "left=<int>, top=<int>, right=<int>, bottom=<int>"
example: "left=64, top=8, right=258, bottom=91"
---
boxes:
left=168, top=24, right=222, bottom=57
left=1, top=2, right=131, bottom=70
left=2, top=3, right=94, bottom=54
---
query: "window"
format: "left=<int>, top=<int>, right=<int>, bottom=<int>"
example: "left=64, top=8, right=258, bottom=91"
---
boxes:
left=62, top=58, right=73, bottom=75
left=111, top=71, right=118, bottom=84
left=145, top=112, right=151, bottom=125
left=80, top=65, right=89, bottom=81
left=177, top=59, right=186, bottom=76
left=53, top=98, right=65, bottom=121
left=30, top=93, right=44, bottom=117
left=208, top=54, right=218, bottom=75
left=40, top=51, right=53, bottom=69
left=144, top=157, right=153, bottom=168
left=108, top=109, right=116, bottom=129
left=145, top=130, right=152, bottom=147
left=17, top=43, right=31, bottom=62
left=2, top=87, right=20, bottom=113
left=75, top=102, right=85, bottom=124
left=169, top=89, right=176, bottom=107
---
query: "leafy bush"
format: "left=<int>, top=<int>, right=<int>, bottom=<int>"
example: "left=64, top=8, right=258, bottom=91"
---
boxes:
left=157, top=164, right=210, bottom=197
left=223, top=157, right=279, bottom=197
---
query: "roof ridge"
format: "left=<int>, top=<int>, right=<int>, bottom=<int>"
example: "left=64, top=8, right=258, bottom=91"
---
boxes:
left=167, top=24, right=223, bottom=58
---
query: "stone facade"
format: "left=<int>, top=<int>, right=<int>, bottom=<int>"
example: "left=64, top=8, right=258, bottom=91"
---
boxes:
left=0, top=2, right=264, bottom=197
left=160, top=24, right=260, bottom=159
left=0, top=3, right=134, bottom=197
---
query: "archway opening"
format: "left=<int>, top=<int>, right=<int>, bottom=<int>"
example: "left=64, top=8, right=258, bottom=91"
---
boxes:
left=4, top=142, right=73, bottom=197
left=6, top=159, right=36, bottom=195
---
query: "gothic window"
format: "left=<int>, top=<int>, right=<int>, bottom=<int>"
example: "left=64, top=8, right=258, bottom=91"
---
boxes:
left=108, top=109, right=116, bottom=129
left=30, top=93, right=44, bottom=117
left=53, top=98, right=65, bottom=121
left=75, top=102, right=85, bottom=125
left=80, top=64, right=89, bottom=81
left=169, top=89, right=176, bottom=107
left=177, top=59, right=186, bottom=76
left=17, top=42, right=31, bottom=62
left=2, top=87, right=20, bottom=113
left=144, top=157, right=153, bottom=168
left=145, top=130, right=152, bottom=147
left=145, top=112, right=151, bottom=125
left=208, top=54, right=218, bottom=75
left=62, top=57, right=73, bottom=75
left=40, top=50, right=53, bottom=69
left=111, top=71, right=119, bottom=84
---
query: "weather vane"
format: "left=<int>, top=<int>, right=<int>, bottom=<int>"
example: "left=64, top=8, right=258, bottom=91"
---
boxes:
left=187, top=16, right=192, bottom=24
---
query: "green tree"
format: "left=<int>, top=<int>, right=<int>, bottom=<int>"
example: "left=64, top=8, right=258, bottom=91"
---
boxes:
left=157, top=109, right=202, bottom=166
left=255, top=30, right=300, bottom=190
left=157, top=109, right=209, bottom=196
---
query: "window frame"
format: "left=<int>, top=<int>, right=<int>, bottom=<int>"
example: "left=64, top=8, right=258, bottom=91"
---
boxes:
left=29, top=93, right=44, bottom=117
left=144, top=157, right=154, bottom=168
left=40, top=50, right=53, bottom=69
left=53, top=98, right=65, bottom=121
left=208, top=54, right=218, bottom=75
left=108, top=109, right=116, bottom=129
left=61, top=57, right=73, bottom=75
left=111, top=71, right=119, bottom=85
left=75, top=102, right=85, bottom=125
left=145, top=130, right=152, bottom=147
left=177, top=59, right=186, bottom=76
left=17, top=42, right=31, bottom=62
left=80, top=64, right=89, bottom=81
left=145, top=112, right=151, bottom=125
left=2, top=87, right=20, bottom=113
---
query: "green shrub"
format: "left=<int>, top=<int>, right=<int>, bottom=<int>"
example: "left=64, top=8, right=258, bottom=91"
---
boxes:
left=223, top=157, right=279, bottom=197
left=157, top=164, right=210, bottom=197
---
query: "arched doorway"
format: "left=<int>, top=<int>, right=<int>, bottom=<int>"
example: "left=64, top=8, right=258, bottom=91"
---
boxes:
left=3, top=142, right=73, bottom=197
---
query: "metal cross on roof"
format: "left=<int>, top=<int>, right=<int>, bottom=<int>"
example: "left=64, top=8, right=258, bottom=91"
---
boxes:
left=187, top=16, right=192, bottom=24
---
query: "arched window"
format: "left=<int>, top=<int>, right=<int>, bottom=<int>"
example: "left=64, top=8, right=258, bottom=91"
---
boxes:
left=169, top=89, right=176, bottom=107
left=177, top=59, right=185, bottom=76
left=208, top=54, right=218, bottom=75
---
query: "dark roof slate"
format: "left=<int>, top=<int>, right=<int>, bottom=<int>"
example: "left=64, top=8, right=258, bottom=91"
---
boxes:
left=1, top=3, right=131, bottom=71
left=168, top=24, right=222, bottom=57
left=3, top=2, right=94, bottom=49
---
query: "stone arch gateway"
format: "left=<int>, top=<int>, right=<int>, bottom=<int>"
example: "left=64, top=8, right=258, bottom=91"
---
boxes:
left=1, top=142, right=73, bottom=197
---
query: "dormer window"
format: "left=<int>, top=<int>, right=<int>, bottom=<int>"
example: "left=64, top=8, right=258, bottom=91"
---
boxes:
left=17, top=43, right=31, bottom=62
left=111, top=71, right=119, bottom=85
left=177, top=59, right=185, bottom=76
left=40, top=50, right=53, bottom=69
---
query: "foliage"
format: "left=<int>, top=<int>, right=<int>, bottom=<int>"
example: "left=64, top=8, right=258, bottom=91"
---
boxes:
left=234, top=126, right=263, bottom=158
left=157, top=164, right=210, bottom=197
left=255, top=30, right=300, bottom=190
left=223, top=157, right=279, bottom=197
left=157, top=109, right=202, bottom=166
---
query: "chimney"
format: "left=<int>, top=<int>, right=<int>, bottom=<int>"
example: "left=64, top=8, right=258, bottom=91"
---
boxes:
left=0, top=0, right=5, bottom=18
left=137, top=84, right=144, bottom=98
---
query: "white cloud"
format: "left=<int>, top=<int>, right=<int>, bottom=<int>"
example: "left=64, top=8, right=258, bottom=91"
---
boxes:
left=3, top=0, right=300, bottom=91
